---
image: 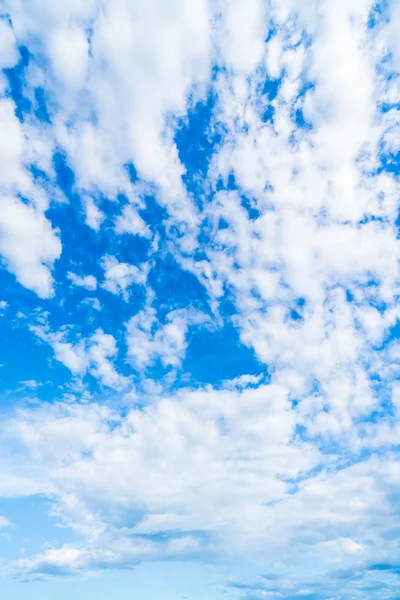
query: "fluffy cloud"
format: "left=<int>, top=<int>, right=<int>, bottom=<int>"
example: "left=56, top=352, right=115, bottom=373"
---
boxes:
left=0, top=19, right=19, bottom=71
left=101, top=255, right=148, bottom=301
left=67, top=272, right=97, bottom=291
left=83, top=197, right=104, bottom=232
left=0, top=0, right=399, bottom=598
left=0, top=99, right=61, bottom=297
left=1, top=385, right=318, bottom=572
left=177, top=0, right=400, bottom=447
left=1, top=385, right=400, bottom=597
left=30, top=322, right=127, bottom=389
left=87, top=329, right=129, bottom=389
left=6, top=0, right=212, bottom=213
left=115, top=204, right=151, bottom=239
left=0, top=195, right=61, bottom=298
left=126, top=306, right=207, bottom=370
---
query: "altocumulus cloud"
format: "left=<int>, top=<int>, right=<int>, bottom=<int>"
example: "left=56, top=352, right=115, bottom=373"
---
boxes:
left=0, top=0, right=399, bottom=598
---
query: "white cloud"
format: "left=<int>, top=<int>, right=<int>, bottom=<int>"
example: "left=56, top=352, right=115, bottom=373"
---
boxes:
left=30, top=323, right=127, bottom=389
left=0, top=96, right=61, bottom=298
left=101, top=255, right=148, bottom=301
left=67, top=272, right=97, bottom=291
left=0, top=19, right=19, bottom=70
left=31, top=324, right=87, bottom=374
left=387, top=0, right=400, bottom=68
left=224, top=374, right=263, bottom=389
left=115, top=204, right=151, bottom=238
left=218, top=0, right=266, bottom=74
left=82, top=297, right=101, bottom=311
left=88, top=329, right=129, bottom=390
left=1, top=386, right=400, bottom=591
left=178, top=0, right=400, bottom=444
left=83, top=197, right=104, bottom=231
left=6, top=0, right=212, bottom=222
left=0, top=516, right=12, bottom=529
left=20, top=380, right=41, bottom=389
left=0, top=384, right=319, bottom=574
left=0, top=195, right=61, bottom=298
left=126, top=306, right=206, bottom=370
left=47, top=26, right=89, bottom=89
left=0, top=0, right=400, bottom=596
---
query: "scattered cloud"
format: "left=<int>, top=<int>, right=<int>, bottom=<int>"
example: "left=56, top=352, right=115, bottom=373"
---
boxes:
left=0, top=0, right=399, bottom=597
left=67, top=272, right=97, bottom=291
left=101, top=255, right=148, bottom=301
left=83, top=197, right=104, bottom=232
left=115, top=204, right=151, bottom=238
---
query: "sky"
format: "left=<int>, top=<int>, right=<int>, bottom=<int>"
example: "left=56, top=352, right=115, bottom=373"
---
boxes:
left=0, top=0, right=399, bottom=598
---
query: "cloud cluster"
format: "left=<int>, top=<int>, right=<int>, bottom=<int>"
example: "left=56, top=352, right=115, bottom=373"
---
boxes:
left=30, top=321, right=128, bottom=389
left=0, top=95, right=61, bottom=297
left=1, top=385, right=400, bottom=598
left=0, top=385, right=318, bottom=571
left=0, top=0, right=399, bottom=597
left=126, top=305, right=207, bottom=370
left=101, top=255, right=148, bottom=301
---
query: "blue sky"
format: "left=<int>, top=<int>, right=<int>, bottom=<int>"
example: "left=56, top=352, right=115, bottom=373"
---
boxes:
left=0, top=0, right=399, bottom=598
